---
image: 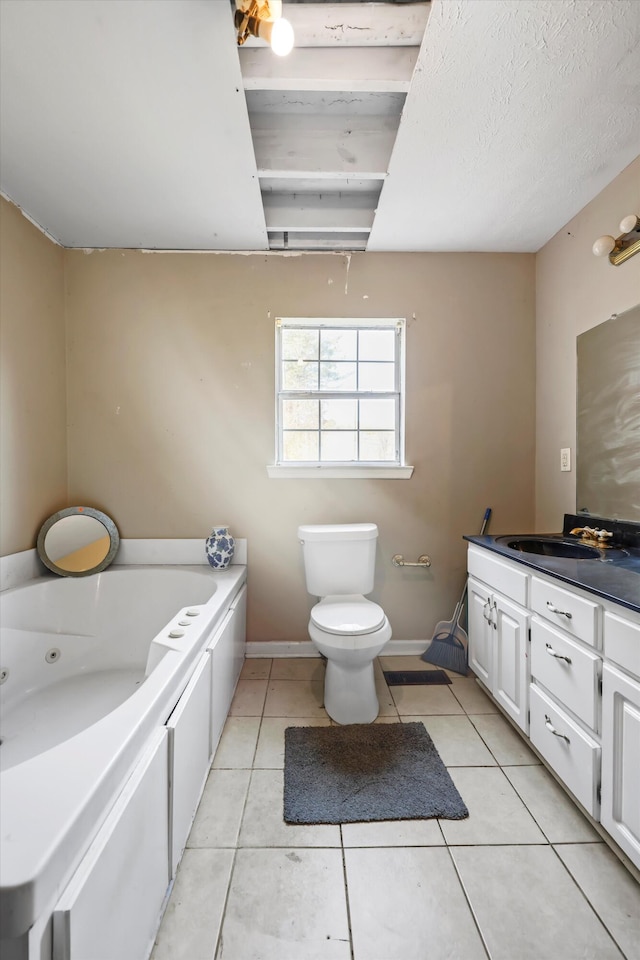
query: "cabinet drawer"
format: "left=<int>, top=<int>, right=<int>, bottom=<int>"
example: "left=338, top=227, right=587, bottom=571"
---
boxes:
left=468, top=546, right=528, bottom=606
left=529, top=684, right=600, bottom=818
left=531, top=617, right=601, bottom=731
left=531, top=576, right=599, bottom=648
left=604, top=611, right=640, bottom=681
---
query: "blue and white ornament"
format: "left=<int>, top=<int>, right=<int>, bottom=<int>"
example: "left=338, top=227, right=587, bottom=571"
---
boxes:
left=205, top=526, right=235, bottom=569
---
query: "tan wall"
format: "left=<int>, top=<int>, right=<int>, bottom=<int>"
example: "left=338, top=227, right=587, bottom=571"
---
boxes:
left=0, top=198, right=67, bottom=554
left=65, top=249, right=535, bottom=642
left=535, top=157, right=640, bottom=530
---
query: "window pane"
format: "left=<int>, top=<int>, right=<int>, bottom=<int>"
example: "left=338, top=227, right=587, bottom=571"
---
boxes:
left=282, top=360, right=318, bottom=390
left=282, top=399, right=319, bottom=430
left=359, top=329, right=395, bottom=361
left=320, top=361, right=357, bottom=391
left=281, top=328, right=318, bottom=361
left=320, top=329, right=357, bottom=361
left=321, top=431, right=357, bottom=461
left=360, top=431, right=396, bottom=461
left=359, top=398, right=396, bottom=430
left=359, top=362, right=395, bottom=392
left=283, top=431, right=319, bottom=461
left=321, top=399, right=357, bottom=429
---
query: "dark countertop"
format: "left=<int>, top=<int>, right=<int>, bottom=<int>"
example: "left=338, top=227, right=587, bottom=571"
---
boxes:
left=464, top=534, right=640, bottom=615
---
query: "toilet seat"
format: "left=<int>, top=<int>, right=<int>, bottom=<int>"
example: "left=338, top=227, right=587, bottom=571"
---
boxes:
left=310, top=597, right=386, bottom=636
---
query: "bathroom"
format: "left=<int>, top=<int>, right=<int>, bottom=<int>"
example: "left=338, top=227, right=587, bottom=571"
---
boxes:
left=1, top=1, right=640, bottom=958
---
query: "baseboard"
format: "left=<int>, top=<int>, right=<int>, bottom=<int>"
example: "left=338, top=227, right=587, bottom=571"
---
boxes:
left=245, top=639, right=430, bottom=658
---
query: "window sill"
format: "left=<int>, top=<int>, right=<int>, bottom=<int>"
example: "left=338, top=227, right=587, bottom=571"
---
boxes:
left=266, top=465, right=414, bottom=479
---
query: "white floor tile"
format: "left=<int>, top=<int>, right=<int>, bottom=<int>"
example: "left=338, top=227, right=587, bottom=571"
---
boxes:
left=504, top=764, right=600, bottom=843
left=470, top=712, right=540, bottom=764
left=403, top=715, right=497, bottom=766
left=439, top=767, right=546, bottom=845
left=452, top=844, right=625, bottom=959
left=238, top=769, right=341, bottom=848
left=228, top=679, right=268, bottom=716
left=152, top=848, right=234, bottom=960
left=449, top=677, right=499, bottom=713
left=555, top=842, right=640, bottom=960
left=374, top=664, right=400, bottom=716
left=217, top=848, right=350, bottom=959
left=254, top=716, right=331, bottom=769
left=270, top=657, right=325, bottom=681
left=187, top=769, right=251, bottom=848
left=389, top=683, right=465, bottom=716
left=346, top=847, right=486, bottom=960
left=240, top=658, right=272, bottom=680
left=263, top=678, right=326, bottom=717
left=212, top=716, right=260, bottom=769
left=341, top=817, right=444, bottom=847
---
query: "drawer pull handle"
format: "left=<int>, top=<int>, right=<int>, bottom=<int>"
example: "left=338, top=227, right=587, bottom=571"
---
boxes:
left=546, top=601, right=572, bottom=619
left=483, top=600, right=492, bottom=623
left=545, top=642, right=572, bottom=665
left=544, top=714, right=570, bottom=743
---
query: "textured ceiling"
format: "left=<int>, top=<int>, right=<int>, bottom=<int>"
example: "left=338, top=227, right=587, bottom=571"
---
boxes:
left=1, top=0, right=639, bottom=252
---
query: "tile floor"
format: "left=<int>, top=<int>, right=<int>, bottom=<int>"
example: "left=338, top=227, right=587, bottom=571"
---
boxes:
left=151, top=655, right=640, bottom=960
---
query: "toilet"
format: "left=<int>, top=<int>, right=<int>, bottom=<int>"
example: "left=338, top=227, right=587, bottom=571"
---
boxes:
left=298, top=523, right=392, bottom=724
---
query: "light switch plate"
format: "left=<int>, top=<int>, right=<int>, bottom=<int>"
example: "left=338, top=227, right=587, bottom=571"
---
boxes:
left=560, top=448, right=571, bottom=471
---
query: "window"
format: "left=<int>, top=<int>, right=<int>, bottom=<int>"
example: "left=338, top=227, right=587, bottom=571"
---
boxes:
left=269, top=317, right=412, bottom=478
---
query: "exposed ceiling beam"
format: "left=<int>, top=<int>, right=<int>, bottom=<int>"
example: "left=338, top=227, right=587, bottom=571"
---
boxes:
left=252, top=114, right=397, bottom=177
left=242, top=2, right=430, bottom=47
left=263, top=192, right=376, bottom=232
left=260, top=176, right=384, bottom=193
left=240, top=47, right=419, bottom=92
left=268, top=232, right=369, bottom=251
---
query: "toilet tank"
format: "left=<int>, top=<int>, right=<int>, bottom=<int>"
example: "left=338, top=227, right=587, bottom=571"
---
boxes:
left=298, top=523, right=378, bottom=597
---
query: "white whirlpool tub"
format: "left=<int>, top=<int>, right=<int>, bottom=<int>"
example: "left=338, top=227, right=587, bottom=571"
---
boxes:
left=0, top=560, right=247, bottom=960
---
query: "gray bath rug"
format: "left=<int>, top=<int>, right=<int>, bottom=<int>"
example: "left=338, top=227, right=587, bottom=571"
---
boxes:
left=283, top=722, right=468, bottom=825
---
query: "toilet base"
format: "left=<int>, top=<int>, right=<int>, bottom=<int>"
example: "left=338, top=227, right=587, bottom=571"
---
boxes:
left=323, top=659, right=379, bottom=725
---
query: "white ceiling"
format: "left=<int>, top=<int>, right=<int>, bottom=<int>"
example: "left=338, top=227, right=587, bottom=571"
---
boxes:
left=1, top=0, right=639, bottom=253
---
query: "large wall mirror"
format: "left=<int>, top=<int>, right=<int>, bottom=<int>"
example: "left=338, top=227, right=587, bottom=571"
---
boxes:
left=37, top=507, right=120, bottom=576
left=576, top=303, right=640, bottom=522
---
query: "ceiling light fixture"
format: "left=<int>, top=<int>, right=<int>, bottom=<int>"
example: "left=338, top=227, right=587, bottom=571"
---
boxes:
left=235, top=0, right=294, bottom=56
left=592, top=214, right=640, bottom=266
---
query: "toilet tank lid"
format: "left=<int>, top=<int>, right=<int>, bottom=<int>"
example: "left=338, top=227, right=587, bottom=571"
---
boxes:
left=298, top=523, right=378, bottom=542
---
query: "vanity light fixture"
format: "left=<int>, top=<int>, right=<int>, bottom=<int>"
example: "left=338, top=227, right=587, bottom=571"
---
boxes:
left=592, top=214, right=640, bottom=266
left=235, top=0, right=294, bottom=56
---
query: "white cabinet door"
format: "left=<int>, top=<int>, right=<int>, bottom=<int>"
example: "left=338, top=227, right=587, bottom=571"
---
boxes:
left=209, top=584, right=247, bottom=754
left=167, top=652, right=212, bottom=875
left=53, top=729, right=169, bottom=960
left=601, top=663, right=640, bottom=869
left=494, top=594, right=529, bottom=732
left=467, top=577, right=492, bottom=688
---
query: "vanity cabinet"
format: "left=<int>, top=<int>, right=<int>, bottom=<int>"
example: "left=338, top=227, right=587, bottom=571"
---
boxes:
left=600, top=612, right=640, bottom=867
left=467, top=543, right=640, bottom=868
left=467, top=548, right=530, bottom=733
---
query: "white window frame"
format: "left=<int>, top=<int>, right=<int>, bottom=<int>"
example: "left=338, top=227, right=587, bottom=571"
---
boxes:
left=267, top=317, right=413, bottom=479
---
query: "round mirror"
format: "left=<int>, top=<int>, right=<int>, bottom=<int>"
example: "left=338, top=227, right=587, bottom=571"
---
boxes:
left=36, top=507, right=120, bottom=577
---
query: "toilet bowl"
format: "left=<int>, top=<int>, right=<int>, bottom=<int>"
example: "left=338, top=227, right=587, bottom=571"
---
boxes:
left=298, top=524, right=392, bottom=724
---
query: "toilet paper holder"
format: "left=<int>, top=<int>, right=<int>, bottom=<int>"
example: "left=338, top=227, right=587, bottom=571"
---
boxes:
left=391, top=554, right=432, bottom=568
